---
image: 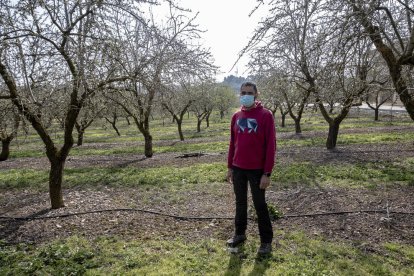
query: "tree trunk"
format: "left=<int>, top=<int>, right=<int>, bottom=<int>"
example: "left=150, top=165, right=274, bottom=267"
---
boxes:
left=220, top=111, right=224, bottom=119
left=326, top=122, right=340, bottom=150
left=109, top=120, right=121, bottom=136
left=197, top=119, right=202, bottom=133
left=144, top=132, right=153, bottom=158
left=352, top=4, right=414, bottom=121
left=281, top=113, right=286, bottom=127
left=113, top=124, right=121, bottom=136
left=374, top=108, right=379, bottom=121
left=393, top=77, right=414, bottom=120
left=0, top=139, right=11, bottom=161
left=49, top=160, right=65, bottom=209
left=105, top=117, right=121, bottom=136
left=131, top=114, right=154, bottom=158
left=177, top=120, right=184, bottom=141
left=125, top=116, right=131, bottom=125
left=294, top=119, right=302, bottom=134
left=206, top=113, right=210, bottom=128
left=77, top=130, right=84, bottom=146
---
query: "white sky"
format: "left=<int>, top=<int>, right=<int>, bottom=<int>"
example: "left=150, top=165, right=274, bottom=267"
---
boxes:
left=171, top=0, right=267, bottom=81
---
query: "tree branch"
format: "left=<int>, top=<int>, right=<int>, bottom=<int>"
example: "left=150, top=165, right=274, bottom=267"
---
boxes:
left=396, top=0, right=414, bottom=13
left=376, top=6, right=405, bottom=51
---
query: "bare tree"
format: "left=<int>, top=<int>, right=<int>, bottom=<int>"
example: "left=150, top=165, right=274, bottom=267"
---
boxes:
left=0, top=100, right=20, bottom=161
left=246, top=0, right=328, bottom=135
left=256, top=76, right=280, bottom=117
left=278, top=106, right=290, bottom=128
left=106, top=4, right=216, bottom=156
left=364, top=57, right=395, bottom=121
left=316, top=34, right=375, bottom=149
left=75, top=97, right=105, bottom=146
left=212, top=84, right=236, bottom=120
left=0, top=1, right=153, bottom=208
left=103, top=101, right=124, bottom=136
left=247, top=0, right=388, bottom=149
left=346, top=0, right=414, bottom=120
left=256, top=74, right=293, bottom=128
left=161, top=81, right=195, bottom=141
left=190, top=81, right=215, bottom=132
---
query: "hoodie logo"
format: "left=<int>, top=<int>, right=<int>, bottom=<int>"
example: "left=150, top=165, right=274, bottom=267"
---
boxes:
left=237, top=118, right=258, bottom=133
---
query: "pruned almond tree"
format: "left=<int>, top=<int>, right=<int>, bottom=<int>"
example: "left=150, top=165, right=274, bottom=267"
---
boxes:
left=0, top=0, right=156, bottom=208
left=246, top=0, right=327, bottom=135
left=161, top=82, right=195, bottom=141
left=190, top=81, right=215, bottom=132
left=247, top=0, right=381, bottom=149
left=75, top=96, right=106, bottom=146
left=363, top=56, right=395, bottom=121
left=211, top=84, right=237, bottom=120
left=316, top=37, right=375, bottom=149
left=346, top=0, right=414, bottom=120
left=106, top=4, right=216, bottom=153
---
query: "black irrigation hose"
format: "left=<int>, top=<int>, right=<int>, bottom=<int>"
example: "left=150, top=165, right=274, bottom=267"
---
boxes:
left=0, top=208, right=233, bottom=221
left=0, top=208, right=413, bottom=222
left=279, top=149, right=414, bottom=154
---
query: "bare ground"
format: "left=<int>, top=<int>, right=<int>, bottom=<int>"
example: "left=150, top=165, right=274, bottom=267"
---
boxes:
left=0, top=126, right=414, bottom=249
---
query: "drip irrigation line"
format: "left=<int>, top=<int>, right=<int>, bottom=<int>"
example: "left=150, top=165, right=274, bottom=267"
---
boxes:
left=281, top=210, right=412, bottom=218
left=0, top=208, right=413, bottom=222
left=279, top=149, right=414, bottom=155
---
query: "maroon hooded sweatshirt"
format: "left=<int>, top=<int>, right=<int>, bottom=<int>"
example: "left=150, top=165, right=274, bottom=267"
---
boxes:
left=227, top=101, right=276, bottom=174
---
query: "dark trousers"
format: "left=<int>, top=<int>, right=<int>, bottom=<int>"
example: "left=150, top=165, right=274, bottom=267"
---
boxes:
left=232, top=166, right=273, bottom=243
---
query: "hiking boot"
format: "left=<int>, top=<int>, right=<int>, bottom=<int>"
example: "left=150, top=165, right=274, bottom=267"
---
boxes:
left=226, top=234, right=246, bottom=247
left=257, top=243, right=272, bottom=255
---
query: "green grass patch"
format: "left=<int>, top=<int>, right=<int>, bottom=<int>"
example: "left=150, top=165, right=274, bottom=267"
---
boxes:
left=10, top=129, right=412, bottom=159
left=156, top=141, right=228, bottom=154
left=0, top=169, right=48, bottom=190
left=9, top=141, right=230, bottom=159
left=0, top=163, right=227, bottom=191
left=338, top=132, right=414, bottom=145
left=279, top=137, right=326, bottom=147
left=273, top=159, right=414, bottom=188
left=2, top=159, right=413, bottom=191
left=1, top=233, right=413, bottom=275
left=7, top=111, right=412, bottom=159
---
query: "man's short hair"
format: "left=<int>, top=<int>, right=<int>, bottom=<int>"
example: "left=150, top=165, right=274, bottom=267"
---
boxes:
left=240, top=81, right=257, bottom=93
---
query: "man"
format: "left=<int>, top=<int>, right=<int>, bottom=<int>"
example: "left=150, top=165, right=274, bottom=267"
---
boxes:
left=226, top=81, right=276, bottom=255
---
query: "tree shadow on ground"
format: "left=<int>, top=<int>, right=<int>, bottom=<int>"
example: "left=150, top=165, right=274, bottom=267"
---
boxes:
left=0, top=208, right=50, bottom=244
left=115, top=157, right=147, bottom=168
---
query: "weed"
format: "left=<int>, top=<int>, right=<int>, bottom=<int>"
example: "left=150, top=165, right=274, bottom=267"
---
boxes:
left=1, top=234, right=414, bottom=275
left=267, top=203, right=284, bottom=220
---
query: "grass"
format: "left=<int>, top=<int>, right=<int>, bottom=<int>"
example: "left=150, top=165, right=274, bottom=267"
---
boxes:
left=338, top=132, right=414, bottom=145
left=273, top=158, right=414, bottom=188
left=1, top=159, right=413, bottom=191
left=1, top=109, right=413, bottom=275
left=8, top=141, right=230, bottom=159
left=1, top=232, right=413, bottom=275
left=8, top=130, right=414, bottom=159
left=0, top=163, right=228, bottom=191
left=7, top=109, right=413, bottom=159
left=277, top=120, right=412, bottom=133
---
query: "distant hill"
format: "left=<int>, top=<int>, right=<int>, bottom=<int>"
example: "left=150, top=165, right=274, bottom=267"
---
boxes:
left=221, top=75, right=248, bottom=92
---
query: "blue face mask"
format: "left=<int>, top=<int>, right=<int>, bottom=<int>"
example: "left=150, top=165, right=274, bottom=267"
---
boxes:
left=240, top=95, right=255, bottom=107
